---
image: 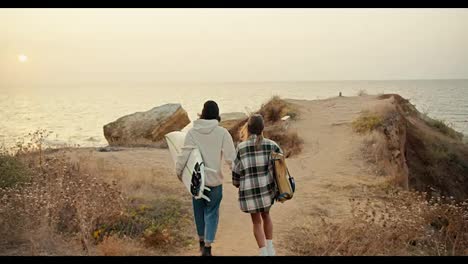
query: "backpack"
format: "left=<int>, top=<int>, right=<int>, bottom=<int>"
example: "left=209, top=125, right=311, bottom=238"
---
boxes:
left=271, top=151, right=296, bottom=202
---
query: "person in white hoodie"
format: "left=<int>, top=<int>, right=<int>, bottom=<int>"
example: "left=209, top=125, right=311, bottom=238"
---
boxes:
left=176, top=100, right=236, bottom=256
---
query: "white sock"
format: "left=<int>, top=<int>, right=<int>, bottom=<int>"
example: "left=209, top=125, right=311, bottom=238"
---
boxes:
left=266, top=240, right=275, bottom=256
left=259, top=247, right=269, bottom=256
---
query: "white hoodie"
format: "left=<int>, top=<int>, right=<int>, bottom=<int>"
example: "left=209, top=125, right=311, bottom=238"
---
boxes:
left=175, top=119, right=236, bottom=187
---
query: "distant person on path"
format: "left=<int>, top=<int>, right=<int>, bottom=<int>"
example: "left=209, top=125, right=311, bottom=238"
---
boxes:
left=232, top=114, right=282, bottom=256
left=176, top=100, right=236, bottom=256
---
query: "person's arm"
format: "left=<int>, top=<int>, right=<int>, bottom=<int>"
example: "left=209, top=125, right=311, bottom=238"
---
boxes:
left=175, top=132, right=196, bottom=181
left=222, top=129, right=236, bottom=170
left=231, top=147, right=243, bottom=188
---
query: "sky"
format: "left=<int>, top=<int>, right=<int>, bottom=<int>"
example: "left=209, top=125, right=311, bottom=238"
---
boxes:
left=1, top=8, right=468, bottom=87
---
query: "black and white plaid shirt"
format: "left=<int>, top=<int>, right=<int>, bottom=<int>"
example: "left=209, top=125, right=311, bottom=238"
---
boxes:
left=232, top=134, right=282, bottom=213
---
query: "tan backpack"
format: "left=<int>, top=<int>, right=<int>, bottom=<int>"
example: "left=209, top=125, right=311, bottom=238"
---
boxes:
left=271, top=151, right=295, bottom=203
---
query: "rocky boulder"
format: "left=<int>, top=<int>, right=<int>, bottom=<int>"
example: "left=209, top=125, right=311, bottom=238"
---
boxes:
left=103, top=104, right=190, bottom=147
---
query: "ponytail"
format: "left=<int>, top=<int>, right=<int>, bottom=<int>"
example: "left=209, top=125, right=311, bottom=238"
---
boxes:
left=255, top=134, right=263, bottom=151
left=247, top=114, right=265, bottom=151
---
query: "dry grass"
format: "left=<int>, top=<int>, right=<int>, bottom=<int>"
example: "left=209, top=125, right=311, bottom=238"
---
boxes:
left=288, top=188, right=468, bottom=256
left=360, top=131, right=389, bottom=177
left=0, top=150, right=125, bottom=255
left=0, top=130, right=194, bottom=256
left=96, top=235, right=155, bottom=256
left=93, top=196, right=193, bottom=253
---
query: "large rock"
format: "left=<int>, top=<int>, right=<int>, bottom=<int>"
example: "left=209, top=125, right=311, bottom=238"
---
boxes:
left=103, top=104, right=190, bottom=147
left=219, top=112, right=248, bottom=131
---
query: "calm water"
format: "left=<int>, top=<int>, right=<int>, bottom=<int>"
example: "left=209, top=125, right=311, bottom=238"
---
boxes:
left=1, top=79, right=467, bottom=148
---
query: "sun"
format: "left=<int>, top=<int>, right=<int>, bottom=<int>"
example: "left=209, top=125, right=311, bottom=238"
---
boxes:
left=18, top=54, right=28, bottom=63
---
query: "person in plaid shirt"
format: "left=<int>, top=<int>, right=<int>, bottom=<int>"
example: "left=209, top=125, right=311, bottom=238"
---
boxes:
left=232, top=114, right=282, bottom=256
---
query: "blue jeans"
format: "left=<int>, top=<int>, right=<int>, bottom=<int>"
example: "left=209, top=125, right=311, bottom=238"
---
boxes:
left=192, top=185, right=223, bottom=243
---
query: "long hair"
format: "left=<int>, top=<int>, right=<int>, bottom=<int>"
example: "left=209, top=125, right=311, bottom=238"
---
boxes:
left=247, top=114, right=265, bottom=151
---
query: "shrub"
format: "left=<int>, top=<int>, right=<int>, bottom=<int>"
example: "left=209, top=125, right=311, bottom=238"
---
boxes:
left=0, top=154, right=31, bottom=188
left=232, top=96, right=303, bottom=157
left=357, top=90, right=368, bottom=96
left=257, top=96, right=298, bottom=124
left=352, top=113, right=383, bottom=134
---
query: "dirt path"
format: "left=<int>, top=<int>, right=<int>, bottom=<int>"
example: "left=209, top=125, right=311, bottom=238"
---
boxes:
left=179, top=95, right=385, bottom=256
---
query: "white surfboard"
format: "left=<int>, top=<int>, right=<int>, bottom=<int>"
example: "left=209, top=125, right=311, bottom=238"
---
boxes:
left=165, top=131, right=211, bottom=202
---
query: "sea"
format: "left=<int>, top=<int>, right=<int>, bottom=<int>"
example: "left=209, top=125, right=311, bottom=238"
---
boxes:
left=1, top=79, right=467, bottom=148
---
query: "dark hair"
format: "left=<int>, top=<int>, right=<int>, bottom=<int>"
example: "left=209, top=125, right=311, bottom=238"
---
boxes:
left=200, top=100, right=221, bottom=122
left=247, top=114, right=264, bottom=150
left=247, top=114, right=264, bottom=135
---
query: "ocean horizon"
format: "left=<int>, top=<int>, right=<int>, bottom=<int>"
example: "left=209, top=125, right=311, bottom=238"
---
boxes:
left=1, top=79, right=467, bottom=148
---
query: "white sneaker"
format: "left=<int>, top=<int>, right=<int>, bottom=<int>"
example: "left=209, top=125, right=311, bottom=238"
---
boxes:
left=267, top=246, right=276, bottom=256
left=259, top=247, right=269, bottom=256
left=266, top=240, right=276, bottom=256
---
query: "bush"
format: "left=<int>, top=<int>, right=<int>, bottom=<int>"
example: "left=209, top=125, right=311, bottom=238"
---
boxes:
left=0, top=154, right=31, bottom=188
left=231, top=96, right=303, bottom=157
left=357, top=90, right=368, bottom=96
left=352, top=113, right=383, bottom=134
left=257, top=96, right=298, bottom=124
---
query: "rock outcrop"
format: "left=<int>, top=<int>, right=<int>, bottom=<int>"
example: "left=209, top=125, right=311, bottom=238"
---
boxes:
left=103, top=104, right=190, bottom=147
left=368, top=94, right=468, bottom=201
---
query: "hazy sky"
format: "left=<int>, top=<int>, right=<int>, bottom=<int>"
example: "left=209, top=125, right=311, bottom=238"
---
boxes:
left=1, top=8, right=468, bottom=87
